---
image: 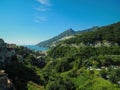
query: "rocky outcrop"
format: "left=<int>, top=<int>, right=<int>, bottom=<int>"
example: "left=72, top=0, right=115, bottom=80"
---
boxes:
left=0, top=70, right=15, bottom=90
left=0, top=39, right=16, bottom=66
left=0, top=39, right=16, bottom=90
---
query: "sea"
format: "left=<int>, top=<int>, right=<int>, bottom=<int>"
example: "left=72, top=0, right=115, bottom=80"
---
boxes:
left=24, top=45, right=48, bottom=51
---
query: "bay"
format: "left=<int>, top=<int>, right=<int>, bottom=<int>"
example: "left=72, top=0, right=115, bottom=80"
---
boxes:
left=24, top=45, right=48, bottom=51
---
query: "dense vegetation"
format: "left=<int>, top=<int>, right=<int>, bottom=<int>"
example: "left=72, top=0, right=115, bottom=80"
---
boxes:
left=3, top=22, right=120, bottom=90
left=43, top=22, right=120, bottom=90
left=64, top=22, right=120, bottom=45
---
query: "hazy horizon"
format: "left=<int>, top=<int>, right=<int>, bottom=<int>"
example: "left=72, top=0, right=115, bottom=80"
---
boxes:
left=0, top=0, right=120, bottom=45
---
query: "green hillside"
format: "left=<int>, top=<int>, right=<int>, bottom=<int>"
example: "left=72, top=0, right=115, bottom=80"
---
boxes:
left=64, top=22, right=120, bottom=46
left=1, top=22, right=120, bottom=90
left=37, top=26, right=98, bottom=47
left=45, top=22, right=120, bottom=90
left=37, top=28, right=76, bottom=47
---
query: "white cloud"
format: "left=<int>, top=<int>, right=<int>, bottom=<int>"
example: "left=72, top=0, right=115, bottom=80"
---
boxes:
left=34, top=16, right=47, bottom=23
left=34, top=6, right=48, bottom=12
left=37, top=0, right=51, bottom=6
left=34, top=0, right=51, bottom=23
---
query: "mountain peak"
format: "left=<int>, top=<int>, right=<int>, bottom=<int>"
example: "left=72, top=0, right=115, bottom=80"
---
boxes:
left=66, top=28, right=74, bottom=32
left=60, top=28, right=75, bottom=36
left=37, top=27, right=97, bottom=47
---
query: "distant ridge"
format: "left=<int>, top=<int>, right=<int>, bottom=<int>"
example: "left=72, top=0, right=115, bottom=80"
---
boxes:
left=37, top=28, right=75, bottom=47
left=63, top=22, right=120, bottom=46
left=76, top=26, right=98, bottom=34
left=37, top=26, right=98, bottom=47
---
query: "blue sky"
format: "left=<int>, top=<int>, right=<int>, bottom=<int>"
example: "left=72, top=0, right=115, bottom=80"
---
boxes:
left=0, top=0, right=120, bottom=45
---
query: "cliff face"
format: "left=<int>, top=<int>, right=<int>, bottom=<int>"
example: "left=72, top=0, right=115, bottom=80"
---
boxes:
left=0, top=39, right=15, bottom=90
left=0, top=39, right=16, bottom=66
left=0, top=39, right=7, bottom=66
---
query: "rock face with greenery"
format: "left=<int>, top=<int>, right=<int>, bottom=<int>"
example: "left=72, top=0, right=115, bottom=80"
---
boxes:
left=37, top=28, right=76, bottom=47
left=43, top=22, right=120, bottom=90
left=1, top=22, right=120, bottom=90
left=0, top=39, right=16, bottom=67
left=37, top=26, right=98, bottom=47
left=64, top=22, right=120, bottom=46
left=0, top=70, right=15, bottom=90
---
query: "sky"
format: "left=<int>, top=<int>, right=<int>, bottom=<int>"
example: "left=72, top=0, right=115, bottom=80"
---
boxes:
left=0, top=0, right=120, bottom=45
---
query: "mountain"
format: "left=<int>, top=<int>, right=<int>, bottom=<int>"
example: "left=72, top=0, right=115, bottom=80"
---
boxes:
left=64, top=22, right=120, bottom=46
left=1, top=22, right=120, bottom=90
left=76, top=26, right=98, bottom=34
left=44, top=22, right=120, bottom=90
left=37, top=28, right=76, bottom=47
left=37, top=27, right=98, bottom=47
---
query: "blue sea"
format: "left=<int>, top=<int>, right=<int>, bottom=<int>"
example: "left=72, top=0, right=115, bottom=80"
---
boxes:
left=24, top=45, right=48, bottom=51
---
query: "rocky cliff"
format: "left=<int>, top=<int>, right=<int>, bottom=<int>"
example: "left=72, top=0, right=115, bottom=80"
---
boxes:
left=0, top=39, right=15, bottom=90
left=0, top=70, right=15, bottom=90
left=0, top=39, right=16, bottom=67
